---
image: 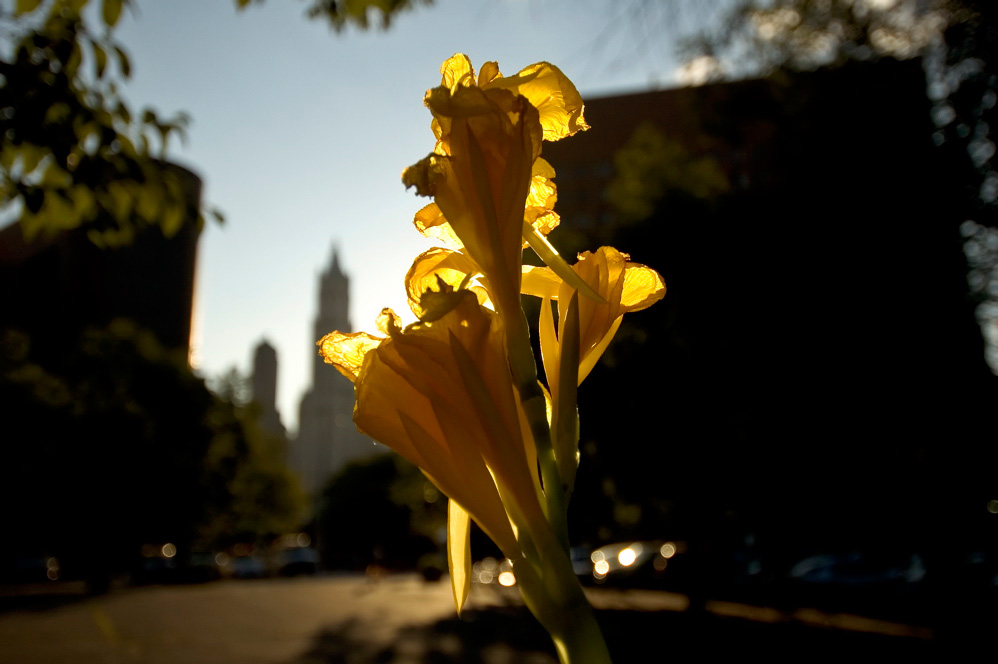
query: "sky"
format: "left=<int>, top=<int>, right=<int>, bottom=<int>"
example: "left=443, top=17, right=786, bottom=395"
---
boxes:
left=111, top=0, right=712, bottom=431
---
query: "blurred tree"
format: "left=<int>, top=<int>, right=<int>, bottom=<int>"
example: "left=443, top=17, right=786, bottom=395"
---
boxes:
left=197, top=397, right=305, bottom=547
left=682, top=0, right=998, bottom=368
left=317, top=454, right=445, bottom=571
left=236, top=0, right=432, bottom=31
left=209, top=366, right=252, bottom=408
left=1, top=0, right=430, bottom=245
left=606, top=121, right=729, bottom=224
left=1, top=0, right=205, bottom=246
left=0, top=319, right=305, bottom=587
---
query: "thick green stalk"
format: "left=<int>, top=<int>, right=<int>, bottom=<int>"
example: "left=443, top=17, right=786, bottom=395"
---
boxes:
left=498, top=291, right=571, bottom=550
left=513, top=526, right=612, bottom=664
left=496, top=290, right=612, bottom=664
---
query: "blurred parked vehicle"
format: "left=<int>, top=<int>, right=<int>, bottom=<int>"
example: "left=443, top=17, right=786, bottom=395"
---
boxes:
left=0, top=555, right=61, bottom=584
left=133, top=543, right=180, bottom=585
left=229, top=553, right=267, bottom=579
left=789, top=552, right=926, bottom=586
left=780, top=551, right=929, bottom=615
left=277, top=546, right=319, bottom=577
left=182, top=552, right=225, bottom=583
left=587, top=540, right=688, bottom=588
left=471, top=557, right=516, bottom=587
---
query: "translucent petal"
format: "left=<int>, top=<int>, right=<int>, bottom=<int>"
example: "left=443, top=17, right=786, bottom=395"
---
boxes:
left=483, top=62, right=590, bottom=141
left=578, top=316, right=622, bottom=384
left=447, top=499, right=472, bottom=615
left=426, top=85, right=541, bottom=316
left=523, top=223, right=604, bottom=304
left=317, top=330, right=383, bottom=382
left=406, top=247, right=491, bottom=319
left=352, top=293, right=537, bottom=558
left=413, top=202, right=464, bottom=250
left=532, top=157, right=556, bottom=179
left=521, top=265, right=561, bottom=299
left=621, top=264, right=667, bottom=311
left=538, top=296, right=560, bottom=410
left=402, top=153, right=445, bottom=198
left=525, top=208, right=560, bottom=239
left=376, top=308, right=403, bottom=336
left=440, top=53, right=476, bottom=90
left=526, top=174, right=557, bottom=209
left=478, top=61, right=501, bottom=86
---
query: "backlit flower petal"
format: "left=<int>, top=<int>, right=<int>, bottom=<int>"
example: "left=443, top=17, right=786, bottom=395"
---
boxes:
left=621, top=265, right=667, bottom=311
left=405, top=247, right=492, bottom=318
left=447, top=499, right=472, bottom=614
left=407, top=84, right=541, bottom=318
left=348, top=292, right=549, bottom=560
left=317, top=330, right=383, bottom=382
left=521, top=247, right=665, bottom=387
left=440, top=53, right=476, bottom=90
left=521, top=264, right=562, bottom=299
left=482, top=62, right=590, bottom=141
left=413, top=202, right=464, bottom=250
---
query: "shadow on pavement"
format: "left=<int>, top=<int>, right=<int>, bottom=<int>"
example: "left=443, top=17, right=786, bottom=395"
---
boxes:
left=292, top=602, right=957, bottom=664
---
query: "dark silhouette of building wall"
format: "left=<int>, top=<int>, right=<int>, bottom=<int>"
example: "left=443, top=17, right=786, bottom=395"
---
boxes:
left=0, top=163, right=202, bottom=356
left=543, top=58, right=998, bottom=562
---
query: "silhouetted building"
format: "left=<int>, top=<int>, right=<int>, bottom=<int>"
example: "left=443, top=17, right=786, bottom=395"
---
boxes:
left=0, top=164, right=202, bottom=356
left=251, top=339, right=286, bottom=440
left=543, top=58, right=998, bottom=563
left=293, top=247, right=381, bottom=494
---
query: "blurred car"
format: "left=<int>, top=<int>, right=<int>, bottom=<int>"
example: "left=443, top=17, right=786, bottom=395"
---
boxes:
left=587, top=540, right=687, bottom=588
left=789, top=552, right=926, bottom=586
left=0, top=555, right=61, bottom=584
left=133, top=543, right=180, bottom=585
left=277, top=546, right=319, bottom=577
left=782, top=551, right=928, bottom=614
left=182, top=552, right=224, bottom=583
left=471, top=557, right=517, bottom=587
left=229, top=554, right=267, bottom=579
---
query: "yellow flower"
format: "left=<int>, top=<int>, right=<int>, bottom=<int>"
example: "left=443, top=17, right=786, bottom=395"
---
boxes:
left=521, top=246, right=666, bottom=395
left=404, top=246, right=493, bottom=319
left=318, top=291, right=547, bottom=610
left=402, top=54, right=589, bottom=319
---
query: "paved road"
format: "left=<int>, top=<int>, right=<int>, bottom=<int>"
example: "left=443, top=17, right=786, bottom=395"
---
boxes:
left=0, top=574, right=512, bottom=664
left=0, top=575, right=950, bottom=663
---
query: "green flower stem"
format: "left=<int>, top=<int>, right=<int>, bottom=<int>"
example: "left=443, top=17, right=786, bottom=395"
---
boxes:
left=514, top=528, right=612, bottom=664
left=499, top=293, right=571, bottom=551
left=495, top=287, right=611, bottom=663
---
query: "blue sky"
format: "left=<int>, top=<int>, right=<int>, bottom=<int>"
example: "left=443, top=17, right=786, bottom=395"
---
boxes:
left=113, top=0, right=700, bottom=430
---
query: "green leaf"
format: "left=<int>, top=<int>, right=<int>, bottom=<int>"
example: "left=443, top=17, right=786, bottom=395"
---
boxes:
left=40, top=161, right=72, bottom=188
left=15, top=0, right=44, bottom=15
left=0, top=144, right=17, bottom=172
left=102, top=0, right=123, bottom=28
left=521, top=222, right=605, bottom=304
left=136, top=181, right=161, bottom=220
left=20, top=144, right=47, bottom=175
left=161, top=201, right=184, bottom=238
left=92, top=42, right=107, bottom=79
left=65, top=41, right=83, bottom=78
left=44, top=102, right=71, bottom=125
left=113, top=45, right=130, bottom=78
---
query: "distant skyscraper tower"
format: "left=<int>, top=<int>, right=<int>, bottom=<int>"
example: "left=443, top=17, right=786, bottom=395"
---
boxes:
left=251, top=339, right=286, bottom=440
left=294, top=246, right=381, bottom=494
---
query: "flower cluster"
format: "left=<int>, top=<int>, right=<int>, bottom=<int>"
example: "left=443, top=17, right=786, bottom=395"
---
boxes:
left=319, top=54, right=664, bottom=664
